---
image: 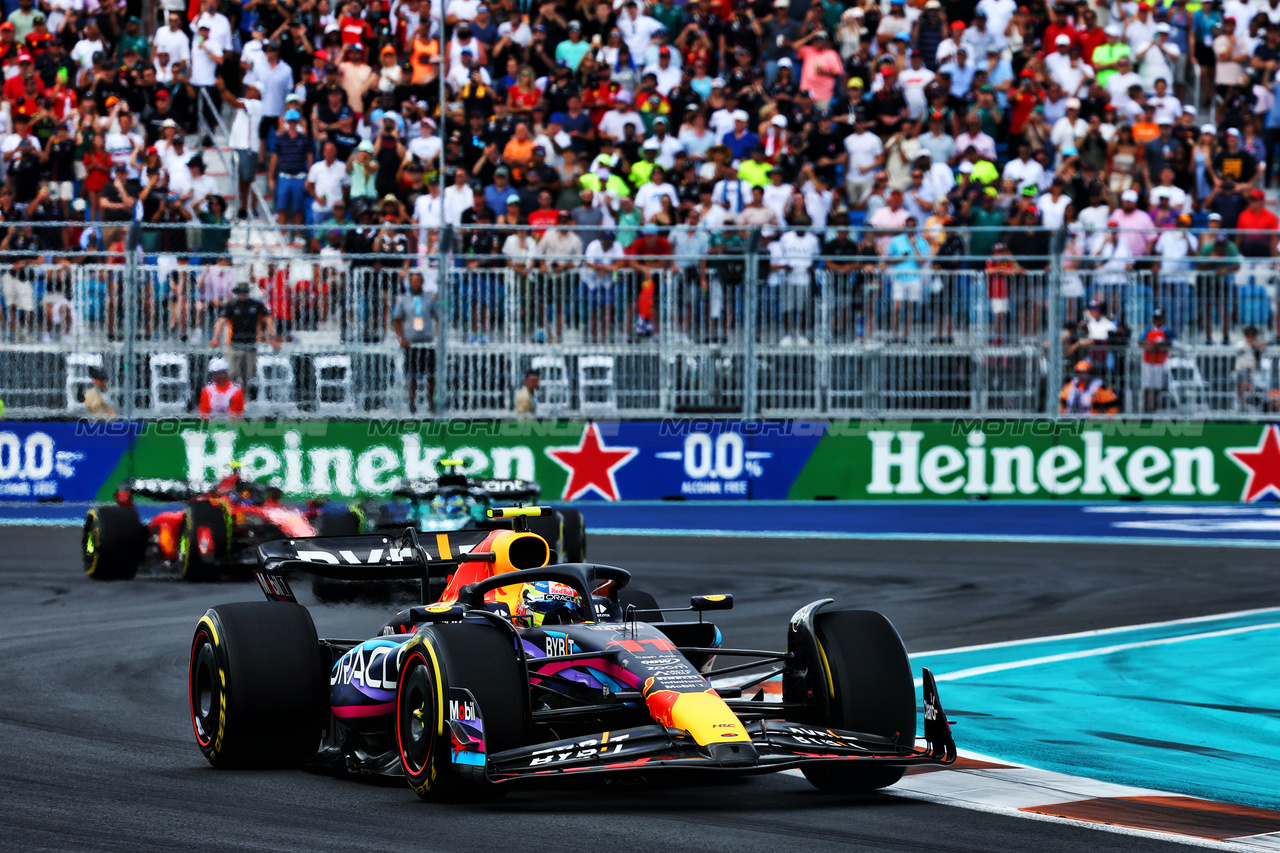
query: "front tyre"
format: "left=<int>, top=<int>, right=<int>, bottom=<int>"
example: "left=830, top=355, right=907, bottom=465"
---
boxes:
left=800, top=610, right=916, bottom=794
left=396, top=623, right=527, bottom=801
left=189, top=602, right=327, bottom=768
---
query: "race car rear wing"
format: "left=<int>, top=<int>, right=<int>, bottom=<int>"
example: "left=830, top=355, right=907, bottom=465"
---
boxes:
left=392, top=478, right=542, bottom=501
left=254, top=528, right=496, bottom=604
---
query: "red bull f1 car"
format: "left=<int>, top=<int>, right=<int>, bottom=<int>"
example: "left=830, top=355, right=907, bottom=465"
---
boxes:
left=83, top=472, right=324, bottom=582
left=188, top=507, right=956, bottom=798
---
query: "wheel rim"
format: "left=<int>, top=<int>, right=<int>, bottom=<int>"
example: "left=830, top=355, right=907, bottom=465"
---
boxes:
left=190, top=636, right=219, bottom=747
left=83, top=516, right=98, bottom=574
left=398, top=657, right=434, bottom=775
left=179, top=516, right=192, bottom=574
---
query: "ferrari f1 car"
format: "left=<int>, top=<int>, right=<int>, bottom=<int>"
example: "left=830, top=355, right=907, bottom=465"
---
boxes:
left=83, top=471, right=324, bottom=582
left=188, top=508, right=956, bottom=798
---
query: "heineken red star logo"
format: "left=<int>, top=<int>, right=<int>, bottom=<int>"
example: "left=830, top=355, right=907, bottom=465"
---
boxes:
left=1226, top=425, right=1280, bottom=502
left=546, top=423, right=638, bottom=501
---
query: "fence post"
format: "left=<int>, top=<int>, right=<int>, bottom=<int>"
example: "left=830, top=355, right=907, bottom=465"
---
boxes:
left=122, top=216, right=141, bottom=423
left=436, top=224, right=453, bottom=417
left=1045, top=227, right=1066, bottom=414
left=743, top=229, right=759, bottom=420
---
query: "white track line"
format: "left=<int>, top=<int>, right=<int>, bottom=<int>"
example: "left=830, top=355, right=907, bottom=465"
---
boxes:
left=913, top=605, right=1280, bottom=658
left=590, top=527, right=1280, bottom=548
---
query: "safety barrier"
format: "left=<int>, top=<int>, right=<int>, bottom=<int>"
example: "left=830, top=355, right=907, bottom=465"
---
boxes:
left=1, top=223, right=1277, bottom=419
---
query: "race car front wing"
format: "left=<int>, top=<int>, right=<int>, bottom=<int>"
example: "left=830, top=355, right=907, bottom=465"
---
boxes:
left=486, top=668, right=956, bottom=783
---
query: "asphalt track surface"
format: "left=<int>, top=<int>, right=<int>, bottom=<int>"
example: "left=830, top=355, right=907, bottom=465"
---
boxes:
left=2, top=528, right=1277, bottom=853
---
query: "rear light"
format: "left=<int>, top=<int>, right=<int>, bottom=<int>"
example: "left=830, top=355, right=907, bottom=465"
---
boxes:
left=115, top=489, right=133, bottom=506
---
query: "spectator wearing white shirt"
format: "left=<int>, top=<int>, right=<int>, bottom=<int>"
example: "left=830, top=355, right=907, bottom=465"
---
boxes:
left=597, top=91, right=645, bottom=142
left=186, top=158, right=220, bottom=217
left=1050, top=98, right=1087, bottom=165
left=1124, top=4, right=1158, bottom=53
left=221, top=81, right=264, bottom=220
left=708, top=102, right=738, bottom=139
left=647, top=117, right=684, bottom=169
left=1148, top=78, right=1182, bottom=125
left=192, top=0, right=234, bottom=55
left=246, top=42, right=295, bottom=160
left=413, top=178, right=448, bottom=239
left=643, top=46, right=682, bottom=96
left=897, top=51, right=936, bottom=120
left=634, top=166, right=679, bottom=222
left=306, top=141, right=348, bottom=223
left=1035, top=180, right=1074, bottom=229
left=915, top=151, right=954, bottom=201
left=70, top=23, right=105, bottom=74
left=582, top=230, right=624, bottom=340
left=1136, top=25, right=1181, bottom=93
left=190, top=23, right=224, bottom=143
left=617, top=1, right=663, bottom=65
left=443, top=169, right=473, bottom=226
left=1105, top=56, right=1143, bottom=111
left=712, top=175, right=753, bottom=219
left=240, top=24, right=268, bottom=77
left=152, top=11, right=191, bottom=67
left=975, top=0, right=1017, bottom=44
left=844, top=119, right=885, bottom=202
left=775, top=215, right=820, bottom=345
left=763, top=169, right=793, bottom=226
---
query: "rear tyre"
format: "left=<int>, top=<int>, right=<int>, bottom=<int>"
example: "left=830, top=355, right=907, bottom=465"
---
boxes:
left=180, top=500, right=228, bottom=582
left=397, top=622, right=527, bottom=801
left=800, top=610, right=916, bottom=794
left=559, top=509, right=586, bottom=563
left=189, top=601, right=327, bottom=768
left=310, top=511, right=364, bottom=602
left=83, top=505, right=145, bottom=580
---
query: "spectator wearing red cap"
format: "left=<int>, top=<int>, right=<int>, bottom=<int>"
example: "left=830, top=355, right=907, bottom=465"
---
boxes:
left=937, top=21, right=965, bottom=67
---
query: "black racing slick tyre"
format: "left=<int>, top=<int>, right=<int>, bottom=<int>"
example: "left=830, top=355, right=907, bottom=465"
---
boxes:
left=189, top=602, right=327, bottom=768
left=396, top=622, right=528, bottom=802
left=83, top=505, right=145, bottom=580
left=310, top=511, right=364, bottom=602
left=801, top=610, right=916, bottom=794
left=559, top=509, right=586, bottom=563
left=180, top=500, right=228, bottom=582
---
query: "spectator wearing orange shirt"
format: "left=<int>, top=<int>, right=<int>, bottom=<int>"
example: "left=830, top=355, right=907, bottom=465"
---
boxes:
left=502, top=121, right=535, bottom=182
left=1131, top=102, right=1161, bottom=148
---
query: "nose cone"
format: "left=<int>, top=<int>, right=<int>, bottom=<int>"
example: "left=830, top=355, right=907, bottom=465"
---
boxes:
left=707, top=741, right=759, bottom=767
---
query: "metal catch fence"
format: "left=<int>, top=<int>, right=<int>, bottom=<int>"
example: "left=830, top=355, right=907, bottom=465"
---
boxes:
left=1, top=223, right=1277, bottom=419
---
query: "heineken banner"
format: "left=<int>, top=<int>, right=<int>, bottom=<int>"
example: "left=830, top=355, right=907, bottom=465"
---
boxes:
left=3, top=419, right=1280, bottom=504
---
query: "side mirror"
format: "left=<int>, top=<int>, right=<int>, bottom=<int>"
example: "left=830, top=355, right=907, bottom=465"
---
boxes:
left=691, top=594, right=733, bottom=611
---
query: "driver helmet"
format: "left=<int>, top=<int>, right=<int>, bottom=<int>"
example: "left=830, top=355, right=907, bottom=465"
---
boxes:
left=430, top=493, right=470, bottom=516
left=514, top=580, right=582, bottom=627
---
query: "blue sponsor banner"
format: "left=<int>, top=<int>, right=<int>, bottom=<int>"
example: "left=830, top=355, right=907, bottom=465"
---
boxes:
left=605, top=421, right=825, bottom=501
left=0, top=421, right=134, bottom=503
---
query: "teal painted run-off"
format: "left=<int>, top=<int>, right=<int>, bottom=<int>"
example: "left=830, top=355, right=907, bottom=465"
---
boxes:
left=913, top=607, right=1280, bottom=810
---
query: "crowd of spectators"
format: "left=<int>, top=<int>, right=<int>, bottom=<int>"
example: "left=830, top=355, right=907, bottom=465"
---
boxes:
left=1, top=0, right=1280, bottom=351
